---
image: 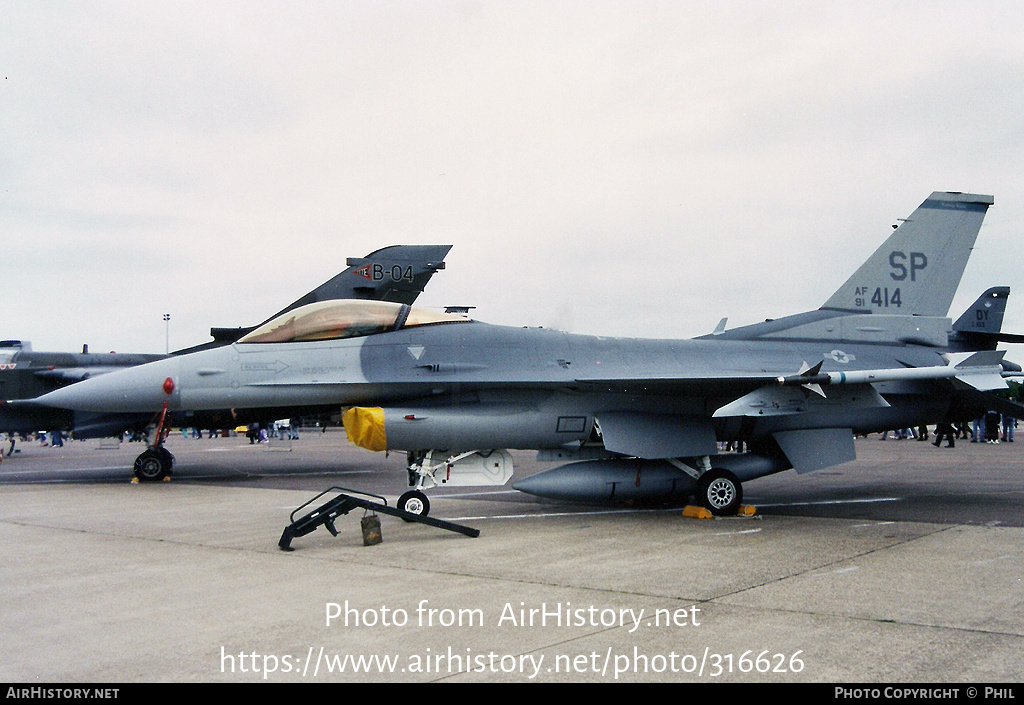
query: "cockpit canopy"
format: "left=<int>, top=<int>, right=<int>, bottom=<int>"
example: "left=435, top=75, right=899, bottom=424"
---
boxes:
left=238, top=300, right=471, bottom=344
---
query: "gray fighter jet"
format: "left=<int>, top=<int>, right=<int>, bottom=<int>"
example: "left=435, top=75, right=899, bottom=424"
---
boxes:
left=1, top=245, right=451, bottom=439
left=32, top=193, right=1024, bottom=516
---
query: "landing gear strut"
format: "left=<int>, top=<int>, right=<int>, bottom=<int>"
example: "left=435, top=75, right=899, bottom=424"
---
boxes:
left=668, top=456, right=743, bottom=516
left=400, top=449, right=515, bottom=518
left=132, top=394, right=175, bottom=482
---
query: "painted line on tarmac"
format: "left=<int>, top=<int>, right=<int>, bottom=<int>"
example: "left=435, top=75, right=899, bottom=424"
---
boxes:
left=749, top=497, right=903, bottom=507
left=438, top=491, right=903, bottom=521
left=0, top=466, right=132, bottom=477
left=447, top=506, right=682, bottom=521
left=0, top=466, right=379, bottom=484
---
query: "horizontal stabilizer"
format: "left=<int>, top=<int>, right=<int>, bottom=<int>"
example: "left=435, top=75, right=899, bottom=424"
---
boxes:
left=958, top=331, right=1024, bottom=345
left=956, top=389, right=1024, bottom=421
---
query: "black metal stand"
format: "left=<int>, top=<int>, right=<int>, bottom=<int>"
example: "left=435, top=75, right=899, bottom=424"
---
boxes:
left=279, top=486, right=480, bottom=551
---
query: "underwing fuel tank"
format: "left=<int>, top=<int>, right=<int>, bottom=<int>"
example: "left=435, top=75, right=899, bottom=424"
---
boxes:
left=513, top=453, right=792, bottom=504
left=512, top=459, right=696, bottom=504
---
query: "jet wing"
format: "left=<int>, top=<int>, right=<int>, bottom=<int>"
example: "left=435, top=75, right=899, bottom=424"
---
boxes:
left=569, top=374, right=780, bottom=396
left=571, top=374, right=864, bottom=473
left=567, top=355, right=997, bottom=475
left=711, top=351, right=1007, bottom=416
left=568, top=351, right=1007, bottom=399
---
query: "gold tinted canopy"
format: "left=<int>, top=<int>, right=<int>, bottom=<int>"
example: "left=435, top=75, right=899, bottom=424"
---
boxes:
left=238, top=300, right=470, bottom=344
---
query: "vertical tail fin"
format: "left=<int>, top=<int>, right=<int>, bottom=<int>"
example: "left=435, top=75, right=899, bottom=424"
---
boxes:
left=821, top=192, right=993, bottom=317
left=953, top=287, right=1009, bottom=336
left=949, top=286, right=1024, bottom=350
left=275, top=244, right=452, bottom=316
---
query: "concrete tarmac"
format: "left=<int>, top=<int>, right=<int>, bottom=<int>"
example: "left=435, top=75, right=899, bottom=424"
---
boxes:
left=2, top=429, right=1023, bottom=683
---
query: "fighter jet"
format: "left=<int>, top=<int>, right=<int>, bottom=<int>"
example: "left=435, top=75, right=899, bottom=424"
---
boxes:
left=2, top=245, right=451, bottom=439
left=33, top=193, right=1024, bottom=517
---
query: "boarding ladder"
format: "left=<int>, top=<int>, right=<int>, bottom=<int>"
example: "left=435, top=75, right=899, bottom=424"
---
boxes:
left=278, top=487, right=480, bottom=551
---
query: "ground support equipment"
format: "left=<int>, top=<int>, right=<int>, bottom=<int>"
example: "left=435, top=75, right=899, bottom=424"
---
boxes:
left=278, top=486, right=480, bottom=551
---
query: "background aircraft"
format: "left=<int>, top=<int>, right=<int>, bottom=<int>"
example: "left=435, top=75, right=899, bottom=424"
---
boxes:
left=1, top=245, right=451, bottom=439
left=0, top=341, right=163, bottom=438
left=176, top=244, right=452, bottom=354
left=33, top=193, right=1024, bottom=516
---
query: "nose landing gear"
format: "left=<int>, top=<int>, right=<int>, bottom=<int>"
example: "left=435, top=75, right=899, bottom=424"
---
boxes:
left=132, top=396, right=175, bottom=482
left=397, top=489, right=430, bottom=519
left=133, top=445, right=174, bottom=482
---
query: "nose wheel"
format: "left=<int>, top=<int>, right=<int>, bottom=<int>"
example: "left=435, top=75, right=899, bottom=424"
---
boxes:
left=397, top=490, right=430, bottom=520
left=133, top=446, right=175, bottom=481
left=132, top=394, right=176, bottom=482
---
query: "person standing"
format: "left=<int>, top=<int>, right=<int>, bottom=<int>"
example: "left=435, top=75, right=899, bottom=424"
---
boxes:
left=933, top=422, right=955, bottom=448
left=1001, top=414, right=1015, bottom=442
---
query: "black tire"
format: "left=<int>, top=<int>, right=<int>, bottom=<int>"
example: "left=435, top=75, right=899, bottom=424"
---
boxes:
left=696, top=469, right=742, bottom=516
left=397, top=490, right=430, bottom=520
left=133, top=448, right=174, bottom=482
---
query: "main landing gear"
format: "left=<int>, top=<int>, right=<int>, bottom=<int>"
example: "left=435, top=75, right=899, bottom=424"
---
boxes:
left=668, top=458, right=744, bottom=516
left=693, top=468, right=743, bottom=516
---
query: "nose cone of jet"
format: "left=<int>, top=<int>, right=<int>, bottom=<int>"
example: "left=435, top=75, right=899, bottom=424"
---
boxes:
left=36, top=357, right=182, bottom=414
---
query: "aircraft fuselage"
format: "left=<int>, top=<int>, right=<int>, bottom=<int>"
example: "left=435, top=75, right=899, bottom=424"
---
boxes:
left=39, top=319, right=959, bottom=450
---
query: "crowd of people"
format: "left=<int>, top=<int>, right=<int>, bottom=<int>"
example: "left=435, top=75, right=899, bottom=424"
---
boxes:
left=180, top=421, right=301, bottom=443
left=880, top=410, right=1015, bottom=448
left=0, top=419, right=306, bottom=460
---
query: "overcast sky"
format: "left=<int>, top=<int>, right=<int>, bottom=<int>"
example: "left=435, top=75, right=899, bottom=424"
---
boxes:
left=3, top=1, right=1023, bottom=359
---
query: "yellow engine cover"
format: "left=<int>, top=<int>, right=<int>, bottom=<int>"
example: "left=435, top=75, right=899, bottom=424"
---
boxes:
left=342, top=406, right=387, bottom=452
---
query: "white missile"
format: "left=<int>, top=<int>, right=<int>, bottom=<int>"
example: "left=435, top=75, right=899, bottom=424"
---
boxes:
left=775, top=351, right=1007, bottom=393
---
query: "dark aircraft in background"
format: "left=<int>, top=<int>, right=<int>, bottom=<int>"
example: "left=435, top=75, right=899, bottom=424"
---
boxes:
left=1, top=245, right=451, bottom=438
left=0, top=341, right=164, bottom=437
left=32, top=193, right=1024, bottom=516
left=176, top=244, right=452, bottom=354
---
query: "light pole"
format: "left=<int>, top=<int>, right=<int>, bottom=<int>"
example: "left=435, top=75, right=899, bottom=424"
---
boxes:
left=163, top=314, right=170, bottom=353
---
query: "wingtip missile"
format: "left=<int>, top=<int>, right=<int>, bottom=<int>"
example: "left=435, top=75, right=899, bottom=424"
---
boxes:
left=775, top=351, right=1008, bottom=392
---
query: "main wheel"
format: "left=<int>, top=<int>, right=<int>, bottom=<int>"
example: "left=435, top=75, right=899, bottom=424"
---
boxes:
left=696, top=469, right=742, bottom=516
left=133, top=447, right=174, bottom=482
left=397, top=490, right=430, bottom=520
